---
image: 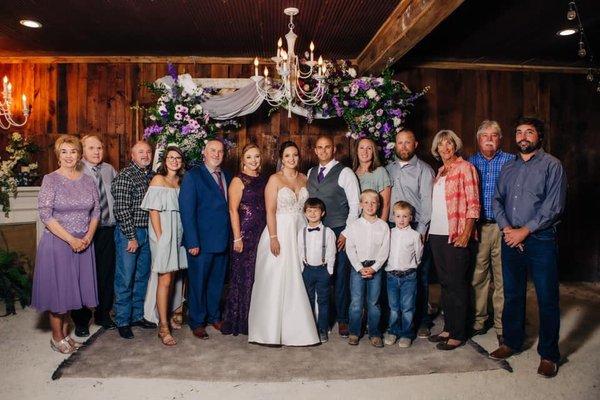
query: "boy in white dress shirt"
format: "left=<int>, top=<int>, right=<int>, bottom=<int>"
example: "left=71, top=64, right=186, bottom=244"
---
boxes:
left=344, top=189, right=390, bottom=347
left=384, top=201, right=424, bottom=348
left=298, top=198, right=337, bottom=343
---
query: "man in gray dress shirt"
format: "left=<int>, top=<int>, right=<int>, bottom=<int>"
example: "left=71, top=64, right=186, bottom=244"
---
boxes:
left=490, top=117, right=567, bottom=378
left=71, top=135, right=118, bottom=335
left=385, top=129, right=435, bottom=337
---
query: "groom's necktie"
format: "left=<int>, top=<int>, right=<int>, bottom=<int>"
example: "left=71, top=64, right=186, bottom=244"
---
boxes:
left=317, top=166, right=326, bottom=183
left=213, top=170, right=225, bottom=197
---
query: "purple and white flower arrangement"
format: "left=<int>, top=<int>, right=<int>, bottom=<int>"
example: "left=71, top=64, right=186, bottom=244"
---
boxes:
left=142, top=64, right=240, bottom=164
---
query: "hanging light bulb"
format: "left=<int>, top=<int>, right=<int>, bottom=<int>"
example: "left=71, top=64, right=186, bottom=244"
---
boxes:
left=587, top=69, right=595, bottom=82
left=567, top=2, right=577, bottom=21
left=578, top=40, right=587, bottom=58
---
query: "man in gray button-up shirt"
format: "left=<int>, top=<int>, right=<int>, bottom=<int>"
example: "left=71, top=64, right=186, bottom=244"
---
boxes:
left=386, top=129, right=435, bottom=337
left=490, top=117, right=567, bottom=378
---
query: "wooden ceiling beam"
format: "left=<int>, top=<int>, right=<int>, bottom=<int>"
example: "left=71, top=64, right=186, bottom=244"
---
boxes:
left=404, top=60, right=589, bottom=74
left=0, top=55, right=270, bottom=64
left=357, top=0, right=464, bottom=74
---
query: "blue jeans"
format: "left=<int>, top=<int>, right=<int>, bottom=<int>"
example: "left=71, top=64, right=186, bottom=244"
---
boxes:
left=502, top=229, right=560, bottom=363
left=332, top=225, right=350, bottom=324
left=114, top=226, right=151, bottom=327
left=349, top=268, right=382, bottom=337
left=386, top=270, right=417, bottom=339
left=416, top=242, right=433, bottom=329
left=302, top=265, right=330, bottom=334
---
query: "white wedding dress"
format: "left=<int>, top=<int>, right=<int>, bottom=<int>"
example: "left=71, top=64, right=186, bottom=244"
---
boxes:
left=248, top=186, right=319, bottom=346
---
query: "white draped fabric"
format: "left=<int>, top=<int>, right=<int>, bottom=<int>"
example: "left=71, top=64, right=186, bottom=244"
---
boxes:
left=154, top=74, right=334, bottom=120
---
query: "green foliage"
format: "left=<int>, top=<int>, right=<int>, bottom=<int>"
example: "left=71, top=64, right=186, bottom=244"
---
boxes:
left=0, top=249, right=32, bottom=315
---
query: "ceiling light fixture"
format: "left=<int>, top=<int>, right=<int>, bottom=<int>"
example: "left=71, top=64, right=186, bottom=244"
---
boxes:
left=19, top=19, right=42, bottom=28
left=557, top=28, right=577, bottom=36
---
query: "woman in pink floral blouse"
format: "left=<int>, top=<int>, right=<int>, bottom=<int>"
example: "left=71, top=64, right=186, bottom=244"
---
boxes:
left=426, top=129, right=480, bottom=351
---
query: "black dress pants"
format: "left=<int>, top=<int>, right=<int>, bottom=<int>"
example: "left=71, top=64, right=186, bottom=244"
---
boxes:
left=428, top=234, right=471, bottom=342
left=72, top=226, right=116, bottom=327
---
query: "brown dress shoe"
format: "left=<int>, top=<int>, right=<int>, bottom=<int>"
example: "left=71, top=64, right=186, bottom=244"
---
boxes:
left=338, top=323, right=349, bottom=338
left=537, top=359, right=558, bottom=378
left=489, top=345, right=517, bottom=360
left=192, top=326, right=209, bottom=340
left=348, top=335, right=359, bottom=345
left=211, top=321, right=223, bottom=331
left=369, top=336, right=384, bottom=348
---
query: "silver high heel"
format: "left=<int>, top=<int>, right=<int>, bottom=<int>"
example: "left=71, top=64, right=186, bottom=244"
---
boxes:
left=50, top=337, right=75, bottom=354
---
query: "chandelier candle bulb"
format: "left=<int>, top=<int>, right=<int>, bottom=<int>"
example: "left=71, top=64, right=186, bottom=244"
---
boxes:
left=22, top=94, right=27, bottom=111
left=7, top=82, right=12, bottom=99
left=264, top=67, right=269, bottom=78
left=254, top=58, right=259, bottom=77
left=2, top=76, right=7, bottom=94
left=310, top=41, right=315, bottom=62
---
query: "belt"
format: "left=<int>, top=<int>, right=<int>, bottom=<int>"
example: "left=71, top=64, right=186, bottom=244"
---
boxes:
left=482, top=219, right=496, bottom=224
left=303, top=262, right=327, bottom=269
left=387, top=268, right=417, bottom=278
left=361, top=260, right=376, bottom=268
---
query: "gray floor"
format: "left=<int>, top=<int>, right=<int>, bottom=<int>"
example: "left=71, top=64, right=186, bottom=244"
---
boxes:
left=1, top=282, right=599, bottom=400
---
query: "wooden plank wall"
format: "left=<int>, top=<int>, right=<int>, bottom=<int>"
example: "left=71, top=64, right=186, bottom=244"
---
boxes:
left=0, top=62, right=597, bottom=280
left=394, top=67, right=600, bottom=282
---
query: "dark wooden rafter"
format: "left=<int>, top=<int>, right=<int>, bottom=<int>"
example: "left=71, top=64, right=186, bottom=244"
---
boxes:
left=357, top=0, right=465, bottom=74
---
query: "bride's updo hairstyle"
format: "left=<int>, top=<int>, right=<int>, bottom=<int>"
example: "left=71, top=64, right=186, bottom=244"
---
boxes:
left=278, top=141, right=300, bottom=159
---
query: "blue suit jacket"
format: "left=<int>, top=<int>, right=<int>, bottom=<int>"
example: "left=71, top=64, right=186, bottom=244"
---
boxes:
left=179, top=163, right=231, bottom=253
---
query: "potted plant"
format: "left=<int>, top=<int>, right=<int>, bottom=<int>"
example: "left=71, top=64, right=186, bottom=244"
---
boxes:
left=0, top=248, right=32, bottom=316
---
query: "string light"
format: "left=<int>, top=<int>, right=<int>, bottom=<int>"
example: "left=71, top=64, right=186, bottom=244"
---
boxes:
left=566, top=1, right=597, bottom=92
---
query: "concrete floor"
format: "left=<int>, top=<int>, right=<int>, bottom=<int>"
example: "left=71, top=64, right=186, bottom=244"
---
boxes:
left=1, top=282, right=599, bottom=400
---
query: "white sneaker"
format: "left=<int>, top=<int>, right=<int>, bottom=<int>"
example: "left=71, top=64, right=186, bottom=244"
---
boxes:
left=384, top=333, right=397, bottom=346
left=398, top=337, right=412, bottom=348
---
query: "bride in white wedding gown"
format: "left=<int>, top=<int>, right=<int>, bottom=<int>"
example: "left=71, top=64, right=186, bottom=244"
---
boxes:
left=248, top=142, right=319, bottom=346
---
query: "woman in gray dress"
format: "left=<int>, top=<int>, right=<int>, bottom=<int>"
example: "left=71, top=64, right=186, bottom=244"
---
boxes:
left=353, top=137, right=392, bottom=220
left=141, top=146, right=188, bottom=346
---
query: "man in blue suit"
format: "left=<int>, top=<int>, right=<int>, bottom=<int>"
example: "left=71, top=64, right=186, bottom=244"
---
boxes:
left=179, top=139, right=231, bottom=339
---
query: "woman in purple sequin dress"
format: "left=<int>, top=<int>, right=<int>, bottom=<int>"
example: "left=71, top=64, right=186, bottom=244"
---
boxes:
left=221, top=144, right=267, bottom=335
left=32, top=135, right=100, bottom=354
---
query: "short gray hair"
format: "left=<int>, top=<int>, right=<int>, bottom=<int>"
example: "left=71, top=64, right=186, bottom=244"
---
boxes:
left=476, top=120, right=502, bottom=139
left=431, top=129, right=463, bottom=160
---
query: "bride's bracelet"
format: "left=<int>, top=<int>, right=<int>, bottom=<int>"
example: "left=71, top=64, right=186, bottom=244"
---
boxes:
left=233, top=237, right=243, bottom=243
left=269, top=235, right=278, bottom=239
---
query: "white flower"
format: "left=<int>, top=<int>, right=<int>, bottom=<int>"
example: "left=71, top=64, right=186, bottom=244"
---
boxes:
left=386, top=142, right=395, bottom=150
left=174, top=113, right=183, bottom=120
left=348, top=68, right=357, bottom=78
left=155, top=76, right=175, bottom=91
left=343, top=101, right=349, bottom=106
left=375, top=122, right=382, bottom=129
left=177, top=74, right=198, bottom=96
left=393, top=117, right=401, bottom=127
left=149, top=115, right=157, bottom=121
left=11, top=132, right=22, bottom=141
left=28, top=162, right=38, bottom=170
left=366, top=89, right=377, bottom=99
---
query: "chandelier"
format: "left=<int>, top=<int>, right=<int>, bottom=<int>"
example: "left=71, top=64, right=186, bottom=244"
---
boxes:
left=252, top=7, right=328, bottom=117
left=1, top=76, right=30, bottom=130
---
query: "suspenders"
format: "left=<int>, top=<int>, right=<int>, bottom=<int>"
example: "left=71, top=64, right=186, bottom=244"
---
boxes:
left=303, top=226, right=327, bottom=266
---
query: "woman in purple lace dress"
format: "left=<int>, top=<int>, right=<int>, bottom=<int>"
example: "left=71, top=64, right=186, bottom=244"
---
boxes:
left=32, top=135, right=100, bottom=354
left=221, top=144, right=267, bottom=335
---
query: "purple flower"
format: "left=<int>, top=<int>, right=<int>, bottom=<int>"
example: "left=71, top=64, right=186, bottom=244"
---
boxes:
left=181, top=124, right=194, bottom=136
left=143, top=124, right=162, bottom=139
left=376, top=109, right=384, bottom=117
left=382, top=122, right=391, bottom=134
left=358, top=99, right=369, bottom=108
left=167, top=63, right=178, bottom=81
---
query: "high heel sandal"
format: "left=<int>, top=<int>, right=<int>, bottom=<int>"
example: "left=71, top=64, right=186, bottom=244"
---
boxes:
left=170, top=313, right=183, bottom=330
left=50, top=337, right=75, bottom=354
left=66, top=336, right=84, bottom=349
left=158, top=323, right=177, bottom=346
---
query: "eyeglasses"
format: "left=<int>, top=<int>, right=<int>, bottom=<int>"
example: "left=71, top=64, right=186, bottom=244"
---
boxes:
left=166, top=156, right=182, bottom=161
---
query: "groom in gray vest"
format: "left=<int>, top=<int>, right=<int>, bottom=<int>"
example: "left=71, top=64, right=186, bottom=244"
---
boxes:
left=307, top=135, right=360, bottom=338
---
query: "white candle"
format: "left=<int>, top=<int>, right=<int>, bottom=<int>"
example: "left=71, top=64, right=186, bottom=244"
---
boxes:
left=277, top=37, right=282, bottom=58
left=310, top=42, right=315, bottom=62
left=254, top=58, right=259, bottom=77
left=22, top=94, right=27, bottom=110
left=318, top=56, right=323, bottom=66
left=2, top=76, right=7, bottom=95
left=264, top=67, right=269, bottom=78
left=7, top=82, right=12, bottom=100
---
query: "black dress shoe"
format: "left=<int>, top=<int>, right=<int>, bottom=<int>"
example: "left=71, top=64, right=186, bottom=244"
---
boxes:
left=131, top=318, right=158, bottom=329
left=436, top=340, right=465, bottom=351
left=75, top=326, right=90, bottom=337
left=470, top=327, right=487, bottom=337
left=96, top=318, right=117, bottom=330
left=428, top=334, right=449, bottom=343
left=118, top=326, right=134, bottom=339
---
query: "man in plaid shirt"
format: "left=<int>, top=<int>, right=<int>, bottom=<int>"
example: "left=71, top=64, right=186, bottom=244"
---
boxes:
left=468, top=120, right=514, bottom=345
left=111, top=141, right=156, bottom=339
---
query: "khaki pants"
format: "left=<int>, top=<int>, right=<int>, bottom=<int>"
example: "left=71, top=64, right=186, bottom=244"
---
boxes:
left=471, top=223, right=504, bottom=334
